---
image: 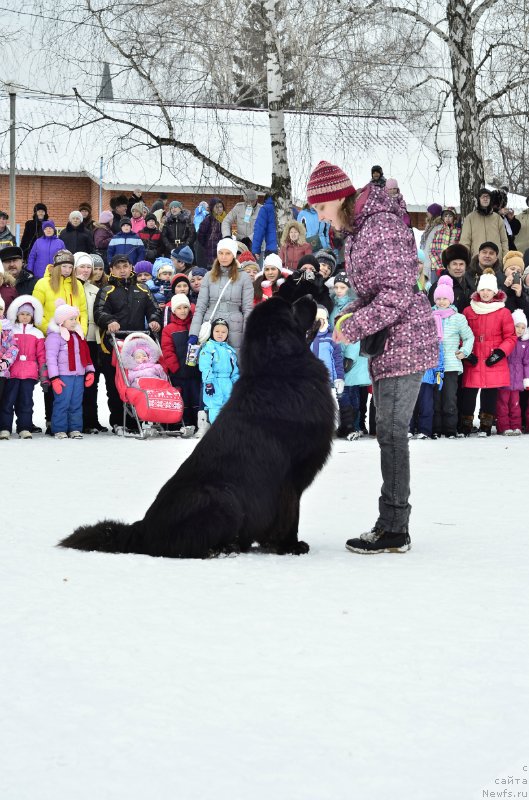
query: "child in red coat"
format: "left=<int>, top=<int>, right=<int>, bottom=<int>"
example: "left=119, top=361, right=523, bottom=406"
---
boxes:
left=161, top=294, right=200, bottom=430
left=461, top=268, right=517, bottom=436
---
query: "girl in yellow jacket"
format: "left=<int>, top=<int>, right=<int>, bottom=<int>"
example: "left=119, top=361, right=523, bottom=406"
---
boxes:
left=33, top=250, right=88, bottom=336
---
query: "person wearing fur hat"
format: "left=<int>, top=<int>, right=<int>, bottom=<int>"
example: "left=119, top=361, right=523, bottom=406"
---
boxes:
left=196, top=198, right=226, bottom=267
left=161, top=294, right=200, bottom=430
left=60, top=211, right=95, bottom=255
left=0, top=262, right=17, bottom=312
left=198, top=317, right=239, bottom=424
left=0, top=296, right=19, bottom=410
left=501, top=250, right=529, bottom=316
left=460, top=189, right=509, bottom=262
left=278, top=220, right=312, bottom=272
left=494, top=309, right=529, bottom=435
left=253, top=253, right=291, bottom=304
left=188, top=238, right=253, bottom=354
left=428, top=243, right=474, bottom=312
left=277, top=253, right=333, bottom=314
left=429, top=208, right=461, bottom=277
left=307, top=159, right=438, bottom=553
left=107, top=218, right=145, bottom=266
left=27, top=220, right=66, bottom=279
left=370, top=165, right=386, bottom=188
left=431, top=275, right=474, bottom=438
left=121, top=334, right=167, bottom=389
left=188, top=267, right=207, bottom=303
left=45, top=299, right=94, bottom=439
left=137, top=214, right=163, bottom=264
left=147, top=260, right=175, bottom=307
left=460, top=268, right=517, bottom=436
left=78, top=202, right=94, bottom=232
left=20, top=203, right=49, bottom=259
left=134, top=260, right=154, bottom=284
left=0, top=296, right=48, bottom=440
left=161, top=201, right=195, bottom=257
left=110, top=195, right=129, bottom=234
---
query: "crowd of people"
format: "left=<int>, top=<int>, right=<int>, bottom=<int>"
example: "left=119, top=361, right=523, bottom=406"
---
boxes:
left=1, top=167, right=529, bottom=442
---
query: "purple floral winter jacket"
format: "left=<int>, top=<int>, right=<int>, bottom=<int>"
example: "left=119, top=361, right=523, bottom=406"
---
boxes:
left=340, top=185, right=438, bottom=381
left=507, top=337, right=529, bottom=391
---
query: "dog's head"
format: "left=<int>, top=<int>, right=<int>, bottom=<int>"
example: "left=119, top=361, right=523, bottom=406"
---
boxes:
left=240, top=295, right=318, bottom=374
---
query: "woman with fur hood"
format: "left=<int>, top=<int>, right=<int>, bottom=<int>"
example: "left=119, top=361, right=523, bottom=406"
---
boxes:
left=121, top=334, right=167, bottom=389
left=253, top=253, right=292, bottom=304
left=460, top=188, right=509, bottom=262
left=0, top=264, right=17, bottom=312
left=279, top=220, right=312, bottom=272
left=460, top=268, right=517, bottom=437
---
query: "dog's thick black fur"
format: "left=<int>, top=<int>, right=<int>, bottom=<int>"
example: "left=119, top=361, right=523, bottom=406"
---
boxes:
left=59, top=296, right=335, bottom=558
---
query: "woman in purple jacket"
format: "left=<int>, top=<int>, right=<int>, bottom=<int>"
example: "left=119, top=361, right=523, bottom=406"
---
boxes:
left=306, top=161, right=438, bottom=554
left=27, top=220, right=65, bottom=279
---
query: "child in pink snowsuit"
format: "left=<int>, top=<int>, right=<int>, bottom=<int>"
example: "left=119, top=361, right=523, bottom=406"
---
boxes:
left=121, top=335, right=168, bottom=389
left=496, top=309, right=529, bottom=435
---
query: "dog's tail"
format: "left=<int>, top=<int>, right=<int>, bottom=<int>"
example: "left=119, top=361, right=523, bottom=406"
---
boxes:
left=58, top=519, right=144, bottom=554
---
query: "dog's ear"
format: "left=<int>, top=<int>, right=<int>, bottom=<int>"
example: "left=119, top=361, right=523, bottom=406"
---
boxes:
left=292, top=295, right=317, bottom=333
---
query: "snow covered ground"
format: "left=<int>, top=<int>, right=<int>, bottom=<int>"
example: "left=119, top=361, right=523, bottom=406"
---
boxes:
left=2, top=395, right=528, bottom=800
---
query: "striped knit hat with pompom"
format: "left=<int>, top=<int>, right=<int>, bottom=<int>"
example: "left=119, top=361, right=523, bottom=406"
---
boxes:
left=306, top=161, right=356, bottom=205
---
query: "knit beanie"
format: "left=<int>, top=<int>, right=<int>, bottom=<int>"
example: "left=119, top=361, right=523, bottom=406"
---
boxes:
left=427, top=203, right=443, bottom=218
left=512, top=309, right=528, bottom=328
left=263, top=253, right=283, bottom=271
left=119, top=217, right=132, bottom=229
left=434, top=275, right=454, bottom=304
left=134, top=260, right=153, bottom=276
left=54, top=249, right=75, bottom=266
left=42, top=219, right=56, bottom=232
left=297, top=254, right=321, bottom=273
left=315, top=305, right=329, bottom=322
left=172, top=245, right=194, bottom=265
left=314, top=249, right=337, bottom=272
left=238, top=251, right=257, bottom=266
left=18, top=302, right=34, bottom=316
left=190, top=266, right=207, bottom=278
left=131, top=202, right=144, bottom=214
left=385, top=178, right=399, bottom=190
left=169, top=201, right=183, bottom=210
left=333, top=271, right=350, bottom=287
left=306, top=161, right=356, bottom=205
left=211, top=317, right=229, bottom=333
left=144, top=213, right=157, bottom=224
left=74, top=252, right=93, bottom=269
left=171, top=294, right=191, bottom=313
left=217, top=238, right=238, bottom=259
left=53, top=298, right=83, bottom=340
left=503, top=250, right=524, bottom=272
left=99, top=210, right=113, bottom=224
left=69, top=210, right=83, bottom=223
left=477, top=269, right=498, bottom=294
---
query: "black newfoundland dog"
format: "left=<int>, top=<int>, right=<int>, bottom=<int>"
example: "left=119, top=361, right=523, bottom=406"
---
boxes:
left=59, top=296, right=335, bottom=558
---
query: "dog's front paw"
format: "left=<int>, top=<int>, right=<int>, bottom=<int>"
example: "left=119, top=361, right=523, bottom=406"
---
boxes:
left=291, top=540, right=310, bottom=555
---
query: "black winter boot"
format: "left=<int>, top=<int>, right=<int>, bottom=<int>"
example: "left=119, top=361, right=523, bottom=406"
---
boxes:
left=337, top=404, right=355, bottom=438
left=461, top=415, right=474, bottom=437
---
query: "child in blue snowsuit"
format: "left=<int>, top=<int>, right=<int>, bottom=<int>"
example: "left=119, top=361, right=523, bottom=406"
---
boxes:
left=409, top=320, right=444, bottom=439
left=310, top=306, right=344, bottom=419
left=330, top=272, right=371, bottom=439
left=198, top=317, right=239, bottom=423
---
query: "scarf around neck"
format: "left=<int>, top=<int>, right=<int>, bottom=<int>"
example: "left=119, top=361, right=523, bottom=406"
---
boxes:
left=67, top=331, right=92, bottom=371
left=432, top=306, right=455, bottom=339
left=470, top=298, right=505, bottom=315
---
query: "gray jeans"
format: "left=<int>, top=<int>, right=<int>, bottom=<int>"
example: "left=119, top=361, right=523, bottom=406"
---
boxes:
left=372, top=372, right=423, bottom=533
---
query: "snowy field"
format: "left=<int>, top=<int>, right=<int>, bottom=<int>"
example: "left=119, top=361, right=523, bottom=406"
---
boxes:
left=2, top=395, right=529, bottom=800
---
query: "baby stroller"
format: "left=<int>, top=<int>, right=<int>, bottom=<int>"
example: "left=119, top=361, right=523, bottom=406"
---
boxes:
left=110, top=331, right=192, bottom=438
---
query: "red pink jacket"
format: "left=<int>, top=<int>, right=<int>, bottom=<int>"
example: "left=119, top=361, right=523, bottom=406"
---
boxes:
left=463, top=292, right=517, bottom=389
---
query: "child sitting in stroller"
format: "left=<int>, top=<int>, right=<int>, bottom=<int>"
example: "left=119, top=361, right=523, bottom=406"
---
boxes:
left=121, top=335, right=168, bottom=389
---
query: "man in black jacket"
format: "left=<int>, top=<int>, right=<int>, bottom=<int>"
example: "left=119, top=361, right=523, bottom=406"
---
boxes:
left=94, top=255, right=162, bottom=431
left=0, top=246, right=38, bottom=295
left=428, top=243, right=474, bottom=312
left=161, top=201, right=195, bottom=256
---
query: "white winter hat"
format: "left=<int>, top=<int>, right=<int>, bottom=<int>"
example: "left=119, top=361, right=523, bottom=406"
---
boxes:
left=69, top=210, right=84, bottom=223
left=512, top=309, right=528, bottom=328
left=315, top=305, right=329, bottom=321
left=217, top=238, right=238, bottom=259
left=477, top=271, right=498, bottom=294
left=171, top=294, right=191, bottom=312
left=74, top=251, right=93, bottom=268
left=263, top=253, right=283, bottom=271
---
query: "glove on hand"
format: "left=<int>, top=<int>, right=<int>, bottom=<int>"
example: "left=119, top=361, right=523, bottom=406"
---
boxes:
left=51, top=378, right=65, bottom=395
left=85, top=372, right=95, bottom=387
left=465, top=353, right=478, bottom=366
left=205, top=383, right=215, bottom=396
left=334, top=378, right=345, bottom=396
left=0, top=359, right=9, bottom=372
left=188, top=335, right=198, bottom=346
left=485, top=349, right=505, bottom=367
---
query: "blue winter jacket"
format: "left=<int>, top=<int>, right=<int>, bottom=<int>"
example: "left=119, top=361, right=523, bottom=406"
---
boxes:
left=107, top=232, right=146, bottom=265
left=297, top=208, right=331, bottom=250
left=432, top=305, right=475, bottom=374
left=193, top=204, right=209, bottom=232
left=310, top=327, right=344, bottom=383
left=330, top=293, right=370, bottom=387
left=198, top=339, right=240, bottom=423
left=251, top=197, right=278, bottom=254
